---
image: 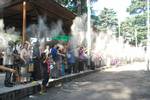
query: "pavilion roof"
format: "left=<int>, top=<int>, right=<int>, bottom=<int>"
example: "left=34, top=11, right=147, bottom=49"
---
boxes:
left=0, top=0, right=76, bottom=33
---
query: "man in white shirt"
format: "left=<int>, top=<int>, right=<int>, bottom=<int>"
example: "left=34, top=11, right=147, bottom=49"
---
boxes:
left=3, top=41, right=14, bottom=87
left=20, top=41, right=30, bottom=83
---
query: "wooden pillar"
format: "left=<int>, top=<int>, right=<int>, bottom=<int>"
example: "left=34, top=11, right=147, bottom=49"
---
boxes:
left=22, top=1, right=26, bottom=43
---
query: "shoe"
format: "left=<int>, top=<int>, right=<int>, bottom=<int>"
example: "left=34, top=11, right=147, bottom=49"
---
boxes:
left=39, top=91, right=45, bottom=95
left=9, top=82, right=15, bottom=85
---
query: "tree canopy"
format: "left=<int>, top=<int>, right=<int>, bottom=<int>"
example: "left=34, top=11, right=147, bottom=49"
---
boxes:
left=55, top=0, right=98, bottom=15
left=121, top=0, right=148, bottom=45
left=92, top=8, right=118, bottom=33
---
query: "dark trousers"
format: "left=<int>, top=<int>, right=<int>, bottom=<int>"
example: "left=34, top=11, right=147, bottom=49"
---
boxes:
left=32, top=58, right=41, bottom=80
left=74, top=58, right=79, bottom=73
left=4, top=65, right=13, bottom=84
left=0, top=58, right=3, bottom=65
left=67, top=63, right=75, bottom=74
left=42, top=73, right=49, bottom=86
left=78, top=61, right=84, bottom=72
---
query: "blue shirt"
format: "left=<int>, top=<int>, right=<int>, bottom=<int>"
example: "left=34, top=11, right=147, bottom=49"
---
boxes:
left=51, top=48, right=58, bottom=61
left=67, top=50, right=75, bottom=64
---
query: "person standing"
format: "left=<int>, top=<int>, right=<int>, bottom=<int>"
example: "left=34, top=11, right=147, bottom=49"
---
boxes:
left=32, top=41, right=41, bottom=80
left=40, top=53, right=50, bottom=94
left=44, top=45, right=50, bottom=56
left=3, top=41, right=14, bottom=87
left=27, top=45, right=34, bottom=81
left=20, top=41, right=30, bottom=83
left=50, top=45, right=62, bottom=78
left=12, top=43, right=21, bottom=84
left=57, top=48, right=65, bottom=76
left=74, top=45, right=80, bottom=73
left=67, top=48, right=75, bottom=74
left=78, top=46, right=85, bottom=72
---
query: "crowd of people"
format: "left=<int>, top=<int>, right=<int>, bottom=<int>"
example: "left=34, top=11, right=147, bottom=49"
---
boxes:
left=0, top=40, right=97, bottom=90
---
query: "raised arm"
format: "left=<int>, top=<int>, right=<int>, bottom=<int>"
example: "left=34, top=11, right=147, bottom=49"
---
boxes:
left=0, top=65, right=16, bottom=73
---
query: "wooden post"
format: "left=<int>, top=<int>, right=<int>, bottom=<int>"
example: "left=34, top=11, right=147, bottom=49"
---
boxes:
left=22, top=1, right=26, bottom=43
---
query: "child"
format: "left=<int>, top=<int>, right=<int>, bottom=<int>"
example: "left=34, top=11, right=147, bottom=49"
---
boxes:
left=40, top=53, right=50, bottom=94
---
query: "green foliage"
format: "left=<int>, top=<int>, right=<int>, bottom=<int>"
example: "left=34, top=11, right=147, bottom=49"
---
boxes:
left=121, top=0, right=148, bottom=46
left=56, top=0, right=98, bottom=15
left=92, top=8, right=118, bottom=32
left=127, top=0, right=147, bottom=14
left=120, top=15, right=147, bottom=45
left=55, top=0, right=83, bottom=14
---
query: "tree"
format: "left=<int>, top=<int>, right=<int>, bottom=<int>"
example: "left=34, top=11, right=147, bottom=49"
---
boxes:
left=92, top=8, right=118, bottom=33
left=120, top=17, right=135, bottom=44
left=121, top=0, right=148, bottom=45
left=127, top=0, right=147, bottom=14
left=55, top=0, right=83, bottom=14
left=55, top=0, right=98, bottom=15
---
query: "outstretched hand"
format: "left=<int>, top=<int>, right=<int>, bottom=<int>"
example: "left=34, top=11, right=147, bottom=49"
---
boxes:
left=9, top=69, right=16, bottom=73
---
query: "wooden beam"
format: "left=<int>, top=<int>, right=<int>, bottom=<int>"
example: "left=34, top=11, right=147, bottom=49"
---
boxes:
left=22, top=1, right=26, bottom=43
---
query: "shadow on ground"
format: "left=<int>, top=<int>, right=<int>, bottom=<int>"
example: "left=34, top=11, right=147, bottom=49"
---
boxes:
left=22, top=69, right=150, bottom=100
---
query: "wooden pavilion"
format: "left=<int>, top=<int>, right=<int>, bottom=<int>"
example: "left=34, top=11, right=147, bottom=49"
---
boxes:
left=0, top=0, right=76, bottom=41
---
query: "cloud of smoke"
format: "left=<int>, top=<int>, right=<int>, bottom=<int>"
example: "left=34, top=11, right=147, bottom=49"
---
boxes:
left=27, top=17, right=64, bottom=49
left=70, top=14, right=87, bottom=48
left=0, top=0, right=11, bottom=6
left=0, top=19, right=20, bottom=48
left=70, top=14, right=145, bottom=66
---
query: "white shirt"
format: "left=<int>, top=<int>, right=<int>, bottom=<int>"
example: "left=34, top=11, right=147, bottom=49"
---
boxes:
left=44, top=49, right=50, bottom=56
left=20, top=48, right=30, bottom=63
left=3, top=46, right=14, bottom=65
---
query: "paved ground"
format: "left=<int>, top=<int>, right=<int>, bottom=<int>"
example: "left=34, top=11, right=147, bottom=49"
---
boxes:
left=22, top=62, right=150, bottom=100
